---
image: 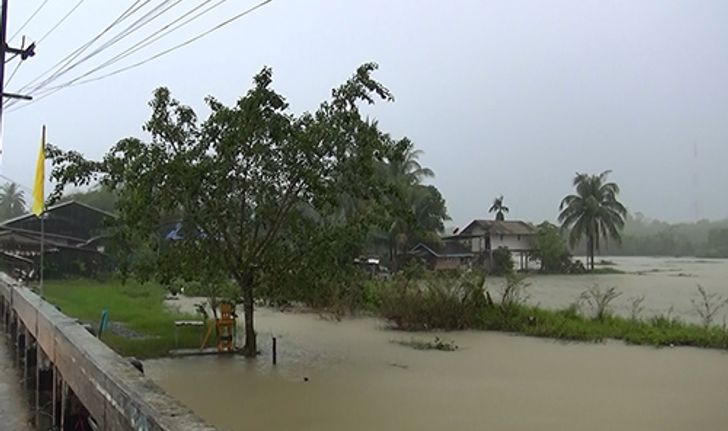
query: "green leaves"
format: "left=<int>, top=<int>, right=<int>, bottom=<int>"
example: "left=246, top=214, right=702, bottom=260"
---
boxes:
left=47, top=63, right=408, bottom=291
left=558, top=171, right=627, bottom=269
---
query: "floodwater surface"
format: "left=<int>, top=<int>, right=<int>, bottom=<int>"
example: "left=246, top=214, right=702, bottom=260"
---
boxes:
left=149, top=291, right=728, bottom=430
left=494, top=256, right=728, bottom=324
left=0, top=337, right=31, bottom=431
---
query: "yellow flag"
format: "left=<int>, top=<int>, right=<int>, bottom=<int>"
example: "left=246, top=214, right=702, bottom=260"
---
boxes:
left=31, top=126, right=45, bottom=216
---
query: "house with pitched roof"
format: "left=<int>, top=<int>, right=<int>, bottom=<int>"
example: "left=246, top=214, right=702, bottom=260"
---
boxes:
left=410, top=219, right=537, bottom=271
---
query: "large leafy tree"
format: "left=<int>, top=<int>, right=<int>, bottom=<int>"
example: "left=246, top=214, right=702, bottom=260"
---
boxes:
left=47, top=63, right=405, bottom=357
left=558, top=170, right=627, bottom=270
left=489, top=195, right=509, bottom=221
left=61, top=184, right=118, bottom=213
left=0, top=182, right=27, bottom=220
left=531, top=221, right=572, bottom=273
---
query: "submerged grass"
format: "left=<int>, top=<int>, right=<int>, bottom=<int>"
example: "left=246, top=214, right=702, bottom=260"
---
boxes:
left=378, top=274, right=728, bottom=351
left=483, top=304, right=728, bottom=349
left=41, top=278, right=203, bottom=359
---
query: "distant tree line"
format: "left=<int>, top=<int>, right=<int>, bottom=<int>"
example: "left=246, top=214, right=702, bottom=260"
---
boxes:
left=592, top=213, right=728, bottom=258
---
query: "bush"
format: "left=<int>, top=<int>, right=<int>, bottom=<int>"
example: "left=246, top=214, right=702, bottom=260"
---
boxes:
left=491, top=247, right=514, bottom=276
left=531, top=222, right=574, bottom=273
left=379, top=271, right=487, bottom=330
left=579, top=285, right=622, bottom=320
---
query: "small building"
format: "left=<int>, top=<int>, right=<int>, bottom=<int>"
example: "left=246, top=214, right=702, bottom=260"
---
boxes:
left=409, top=241, right=474, bottom=271
left=449, top=219, right=536, bottom=271
left=0, top=201, right=116, bottom=278
left=409, top=219, right=537, bottom=272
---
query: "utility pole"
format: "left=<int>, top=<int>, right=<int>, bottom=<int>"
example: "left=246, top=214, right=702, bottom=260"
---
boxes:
left=0, top=0, right=36, bottom=152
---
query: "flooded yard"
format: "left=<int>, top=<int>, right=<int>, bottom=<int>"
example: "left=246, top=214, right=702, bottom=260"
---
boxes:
left=506, top=256, right=728, bottom=324
left=149, top=258, right=728, bottom=431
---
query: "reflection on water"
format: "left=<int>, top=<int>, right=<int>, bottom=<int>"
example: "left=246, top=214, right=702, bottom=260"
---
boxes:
left=0, top=338, right=31, bottom=431
left=147, top=300, right=728, bottom=431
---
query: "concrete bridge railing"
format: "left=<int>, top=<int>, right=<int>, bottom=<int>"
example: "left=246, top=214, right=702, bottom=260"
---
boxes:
left=0, top=274, right=217, bottom=431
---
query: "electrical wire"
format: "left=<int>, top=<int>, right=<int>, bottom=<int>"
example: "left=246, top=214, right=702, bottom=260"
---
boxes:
left=5, top=60, right=23, bottom=87
left=8, top=0, right=50, bottom=43
left=34, top=0, right=226, bottom=95
left=37, top=0, right=87, bottom=45
left=7, top=0, right=273, bottom=113
left=23, top=0, right=183, bottom=94
left=4, top=0, right=146, bottom=110
left=15, top=0, right=149, bottom=95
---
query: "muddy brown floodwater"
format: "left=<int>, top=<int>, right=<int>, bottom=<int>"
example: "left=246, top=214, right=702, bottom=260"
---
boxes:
left=148, top=302, right=728, bottom=431
left=494, top=256, right=728, bottom=324
left=0, top=337, right=31, bottom=430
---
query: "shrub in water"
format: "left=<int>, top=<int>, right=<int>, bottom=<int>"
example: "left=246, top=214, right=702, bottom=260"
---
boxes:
left=379, top=270, right=487, bottom=330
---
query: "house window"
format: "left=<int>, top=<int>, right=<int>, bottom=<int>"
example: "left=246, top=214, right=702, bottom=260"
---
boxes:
left=517, top=235, right=521, bottom=241
left=499, top=234, right=503, bottom=241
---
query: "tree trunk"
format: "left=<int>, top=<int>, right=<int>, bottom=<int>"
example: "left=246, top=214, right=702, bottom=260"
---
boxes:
left=241, top=270, right=256, bottom=357
left=587, top=236, right=595, bottom=271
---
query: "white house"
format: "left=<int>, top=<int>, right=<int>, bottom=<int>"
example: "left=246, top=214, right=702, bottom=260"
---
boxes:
left=446, top=219, right=537, bottom=270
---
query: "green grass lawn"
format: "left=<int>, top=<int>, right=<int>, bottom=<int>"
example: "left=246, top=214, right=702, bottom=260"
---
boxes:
left=41, top=278, right=206, bottom=359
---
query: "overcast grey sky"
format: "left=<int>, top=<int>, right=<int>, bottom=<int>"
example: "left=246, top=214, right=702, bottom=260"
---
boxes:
left=3, top=0, right=727, bottom=227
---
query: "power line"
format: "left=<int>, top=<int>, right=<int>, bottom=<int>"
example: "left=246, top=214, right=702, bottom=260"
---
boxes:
left=10, top=0, right=273, bottom=111
left=23, top=0, right=183, bottom=94
left=8, top=0, right=49, bottom=43
left=5, top=57, right=22, bottom=86
left=0, top=174, right=32, bottom=194
left=14, top=0, right=148, bottom=95
left=37, top=0, right=87, bottom=45
left=33, top=0, right=226, bottom=96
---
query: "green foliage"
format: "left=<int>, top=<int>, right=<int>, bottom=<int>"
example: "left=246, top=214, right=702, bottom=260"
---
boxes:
left=0, top=182, right=26, bottom=221
left=377, top=274, right=728, bottom=351
left=588, top=213, right=728, bottom=258
left=41, top=278, right=200, bottom=358
left=494, top=274, right=529, bottom=316
left=578, top=285, right=622, bottom=320
left=488, top=195, right=509, bottom=221
left=531, top=221, right=573, bottom=273
left=691, top=285, right=728, bottom=329
left=60, top=184, right=118, bottom=213
left=490, top=246, right=514, bottom=276
left=379, top=271, right=487, bottom=330
left=558, top=170, right=627, bottom=270
left=47, top=63, right=410, bottom=356
left=376, top=141, right=450, bottom=270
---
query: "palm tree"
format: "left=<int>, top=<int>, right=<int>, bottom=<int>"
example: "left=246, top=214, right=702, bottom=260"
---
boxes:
left=489, top=195, right=509, bottom=221
left=381, top=140, right=442, bottom=270
left=558, top=170, right=627, bottom=270
left=384, top=138, right=434, bottom=187
left=0, top=182, right=26, bottom=221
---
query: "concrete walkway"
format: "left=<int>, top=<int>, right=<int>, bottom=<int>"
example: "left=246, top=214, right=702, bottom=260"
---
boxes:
left=0, top=336, right=31, bottom=430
